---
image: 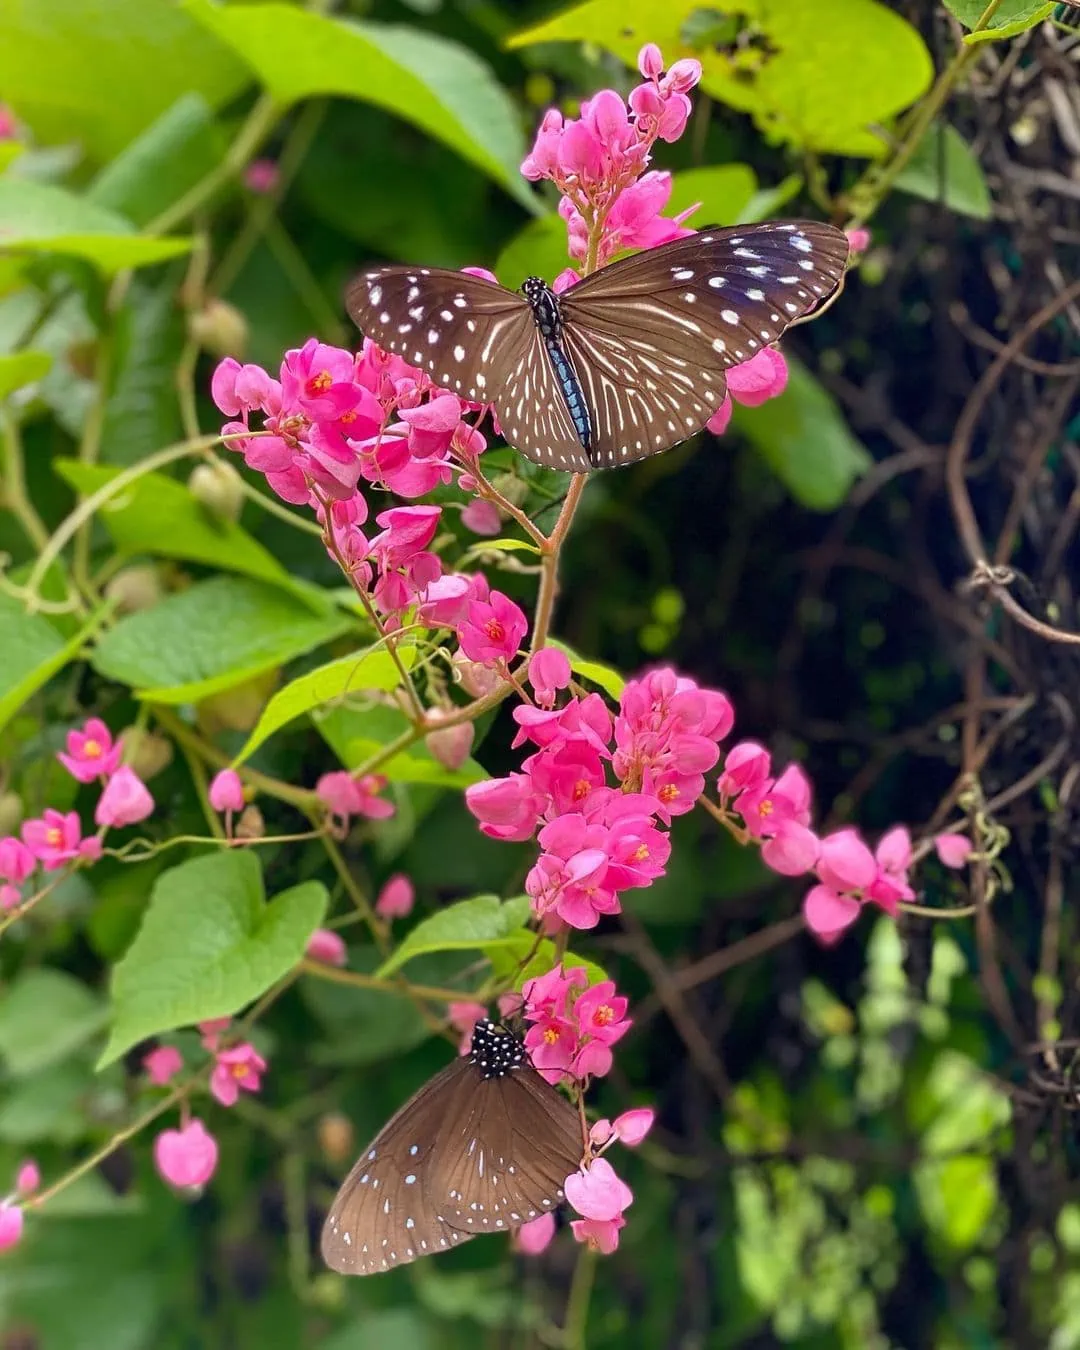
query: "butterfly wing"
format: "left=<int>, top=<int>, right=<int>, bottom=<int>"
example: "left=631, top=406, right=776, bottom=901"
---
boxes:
left=346, top=267, right=534, bottom=406
left=320, top=1058, right=482, bottom=1275
left=427, top=1065, right=584, bottom=1234
left=560, top=221, right=850, bottom=468
left=490, top=325, right=593, bottom=473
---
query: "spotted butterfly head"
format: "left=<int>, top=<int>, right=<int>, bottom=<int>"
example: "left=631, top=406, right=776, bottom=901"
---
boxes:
left=520, top=276, right=551, bottom=304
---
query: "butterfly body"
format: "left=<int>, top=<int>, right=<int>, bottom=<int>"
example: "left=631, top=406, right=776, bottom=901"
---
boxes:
left=347, top=221, right=850, bottom=473
left=522, top=275, right=593, bottom=450
left=321, top=1019, right=584, bottom=1276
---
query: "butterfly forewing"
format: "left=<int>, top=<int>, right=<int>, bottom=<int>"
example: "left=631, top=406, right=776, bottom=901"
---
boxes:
left=320, top=1021, right=584, bottom=1276
left=559, top=221, right=850, bottom=468
left=346, top=267, right=533, bottom=406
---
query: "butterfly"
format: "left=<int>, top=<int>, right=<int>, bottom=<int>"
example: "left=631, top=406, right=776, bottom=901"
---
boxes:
left=346, top=221, right=851, bottom=473
left=320, top=1019, right=584, bottom=1275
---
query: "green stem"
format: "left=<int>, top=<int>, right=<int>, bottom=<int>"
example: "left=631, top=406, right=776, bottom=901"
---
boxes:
left=0, top=407, right=51, bottom=555
left=298, top=958, right=476, bottom=1004
left=561, top=1244, right=598, bottom=1350
left=531, top=473, right=587, bottom=653
left=72, top=328, right=114, bottom=594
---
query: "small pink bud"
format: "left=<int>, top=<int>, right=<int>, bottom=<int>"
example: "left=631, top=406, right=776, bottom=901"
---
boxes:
left=244, top=158, right=279, bottom=194
left=461, top=498, right=501, bottom=535
left=424, top=720, right=475, bottom=771
left=198, top=1017, right=231, bottom=1051
left=613, top=1107, right=655, bottom=1146
left=306, top=928, right=347, bottom=966
left=528, top=647, right=572, bottom=706
left=589, top=1118, right=614, bottom=1147
left=209, top=768, right=245, bottom=814
left=934, top=832, right=973, bottom=869
left=15, top=1160, right=40, bottom=1194
left=143, top=1045, right=183, bottom=1086
left=638, top=42, right=664, bottom=78
left=514, top=1211, right=556, bottom=1255
left=0, top=1203, right=23, bottom=1251
left=154, top=1119, right=219, bottom=1190
left=95, top=766, right=154, bottom=829
left=846, top=227, right=871, bottom=254
left=375, top=873, right=415, bottom=920
left=1, top=885, right=21, bottom=911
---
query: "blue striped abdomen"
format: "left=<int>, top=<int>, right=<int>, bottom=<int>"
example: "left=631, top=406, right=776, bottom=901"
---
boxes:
left=544, top=338, right=592, bottom=450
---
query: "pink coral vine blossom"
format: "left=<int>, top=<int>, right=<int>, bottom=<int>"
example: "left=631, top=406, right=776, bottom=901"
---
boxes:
left=57, top=717, right=122, bottom=783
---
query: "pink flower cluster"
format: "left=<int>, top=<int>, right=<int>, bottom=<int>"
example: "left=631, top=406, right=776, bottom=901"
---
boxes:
left=0, top=720, right=155, bottom=912
left=522, top=965, right=631, bottom=1083
left=521, top=44, right=702, bottom=269
left=146, top=1019, right=268, bottom=1191
left=717, top=740, right=972, bottom=943
left=466, top=660, right=733, bottom=928
left=316, top=770, right=395, bottom=830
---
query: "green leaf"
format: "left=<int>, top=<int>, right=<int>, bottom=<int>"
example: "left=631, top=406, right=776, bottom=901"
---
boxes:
left=0, top=968, right=108, bottom=1076
left=946, top=0, right=1055, bottom=39
left=0, top=348, right=51, bottom=397
left=0, top=1062, right=95, bottom=1145
left=53, top=460, right=290, bottom=583
left=0, top=179, right=191, bottom=272
left=548, top=637, right=625, bottom=699
left=87, top=92, right=223, bottom=228
left=90, top=576, right=352, bottom=703
left=376, top=894, right=532, bottom=977
left=234, top=645, right=417, bottom=764
left=510, top=0, right=933, bottom=156
left=894, top=123, right=992, bottom=219
left=667, top=164, right=758, bottom=227
left=184, top=0, right=536, bottom=211
left=99, top=851, right=327, bottom=1066
left=914, top=1155, right=998, bottom=1248
left=0, top=594, right=111, bottom=734
left=97, top=278, right=186, bottom=466
left=732, top=357, right=870, bottom=510
left=496, top=214, right=573, bottom=288
left=302, top=946, right=433, bottom=1067
left=485, top=932, right=609, bottom=990
left=0, top=0, right=248, bottom=162
left=316, top=702, right=488, bottom=788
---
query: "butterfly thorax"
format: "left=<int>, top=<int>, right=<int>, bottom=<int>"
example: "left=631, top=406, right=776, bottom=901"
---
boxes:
left=520, top=278, right=592, bottom=454
left=468, top=1019, right=527, bottom=1080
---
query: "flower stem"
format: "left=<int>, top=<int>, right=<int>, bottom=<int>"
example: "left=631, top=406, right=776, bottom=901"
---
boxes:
left=561, top=1244, right=598, bottom=1350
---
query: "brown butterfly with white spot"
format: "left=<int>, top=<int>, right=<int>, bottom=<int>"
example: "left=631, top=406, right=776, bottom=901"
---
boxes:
left=346, top=221, right=851, bottom=473
left=320, top=1019, right=584, bottom=1275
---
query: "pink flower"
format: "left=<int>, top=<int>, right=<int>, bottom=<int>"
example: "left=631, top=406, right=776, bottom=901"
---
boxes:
left=564, top=1158, right=633, bottom=1221
left=21, top=809, right=85, bottom=870
left=305, top=928, right=347, bottom=966
left=398, top=394, right=461, bottom=459
left=638, top=43, right=664, bottom=79
left=522, top=965, right=587, bottom=1020
left=589, top=1118, right=614, bottom=1147
left=460, top=498, right=501, bottom=535
left=144, top=1045, right=183, bottom=1086
left=761, top=821, right=820, bottom=876
left=244, top=158, right=279, bottom=193
left=375, top=873, right=414, bottom=920
left=816, top=828, right=876, bottom=892
left=198, top=1018, right=231, bottom=1051
left=154, top=1119, right=219, bottom=1190
left=803, top=884, right=861, bottom=945
left=0, top=1204, right=23, bottom=1251
left=867, top=826, right=915, bottom=911
left=570, top=1214, right=625, bottom=1253
left=15, top=1160, right=39, bottom=1194
left=514, top=1211, right=556, bottom=1254
left=316, top=771, right=395, bottom=826
left=418, top=574, right=474, bottom=628
left=528, top=647, right=572, bottom=707
left=847, top=227, right=871, bottom=254
left=612, top=1107, right=655, bottom=1146
left=738, top=763, right=812, bottom=839
left=934, top=832, right=973, bottom=869
left=57, top=717, right=122, bottom=783
left=717, top=741, right=771, bottom=800
left=457, top=590, right=528, bottom=666
left=0, top=104, right=17, bottom=140
left=0, top=837, right=34, bottom=884
left=209, top=769, right=244, bottom=814
left=95, top=766, right=154, bottom=829
left=0, top=884, right=20, bottom=911
left=210, top=1043, right=267, bottom=1108
left=465, top=775, right=545, bottom=842
left=447, top=1000, right=486, bottom=1054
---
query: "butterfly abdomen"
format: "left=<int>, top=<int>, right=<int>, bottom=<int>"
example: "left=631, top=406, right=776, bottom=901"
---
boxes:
left=523, top=277, right=593, bottom=453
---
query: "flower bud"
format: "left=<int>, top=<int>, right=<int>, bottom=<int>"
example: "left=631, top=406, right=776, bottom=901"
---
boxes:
left=0, top=791, right=23, bottom=836
left=187, top=297, right=249, bottom=360
left=119, top=727, right=174, bottom=781
left=317, top=1111, right=355, bottom=1165
left=235, top=805, right=265, bottom=842
left=105, top=564, right=163, bottom=614
left=425, top=719, right=475, bottom=771
left=189, top=460, right=244, bottom=524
